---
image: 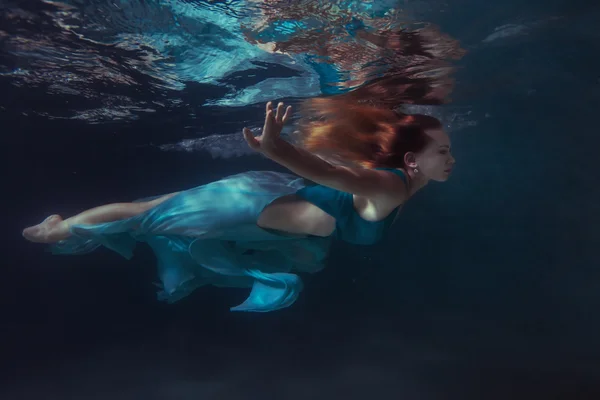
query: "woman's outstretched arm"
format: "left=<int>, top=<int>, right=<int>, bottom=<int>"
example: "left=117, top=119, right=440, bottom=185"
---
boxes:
left=244, top=101, right=406, bottom=199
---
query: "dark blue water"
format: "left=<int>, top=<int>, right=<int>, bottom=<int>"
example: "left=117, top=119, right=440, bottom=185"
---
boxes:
left=2, top=0, right=600, bottom=398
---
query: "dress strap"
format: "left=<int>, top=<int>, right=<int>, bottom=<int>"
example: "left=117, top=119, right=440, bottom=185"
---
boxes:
left=375, top=167, right=408, bottom=186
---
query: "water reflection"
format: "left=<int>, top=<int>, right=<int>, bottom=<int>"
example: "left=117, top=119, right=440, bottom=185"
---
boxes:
left=1, top=0, right=465, bottom=123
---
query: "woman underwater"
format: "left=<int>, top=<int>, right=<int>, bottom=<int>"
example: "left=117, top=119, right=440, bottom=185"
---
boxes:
left=22, top=99, right=455, bottom=312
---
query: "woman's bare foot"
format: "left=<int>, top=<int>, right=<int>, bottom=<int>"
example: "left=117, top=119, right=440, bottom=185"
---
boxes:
left=22, top=215, right=68, bottom=243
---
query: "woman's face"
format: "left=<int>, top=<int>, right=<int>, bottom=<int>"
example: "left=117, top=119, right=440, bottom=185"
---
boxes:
left=415, top=128, right=455, bottom=182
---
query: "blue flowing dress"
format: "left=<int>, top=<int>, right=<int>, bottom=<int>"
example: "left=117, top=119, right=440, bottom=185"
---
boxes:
left=50, top=168, right=407, bottom=312
left=51, top=171, right=331, bottom=312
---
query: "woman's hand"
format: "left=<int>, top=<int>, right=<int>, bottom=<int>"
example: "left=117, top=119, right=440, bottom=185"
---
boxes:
left=243, top=101, right=292, bottom=155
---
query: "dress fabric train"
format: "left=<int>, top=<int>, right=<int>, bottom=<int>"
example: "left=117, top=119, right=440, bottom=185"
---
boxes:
left=51, top=171, right=332, bottom=312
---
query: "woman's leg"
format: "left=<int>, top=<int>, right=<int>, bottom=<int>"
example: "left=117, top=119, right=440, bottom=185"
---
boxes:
left=22, top=192, right=180, bottom=244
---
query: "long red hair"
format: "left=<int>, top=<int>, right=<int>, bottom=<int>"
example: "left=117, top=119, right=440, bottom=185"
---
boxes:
left=297, top=98, right=442, bottom=169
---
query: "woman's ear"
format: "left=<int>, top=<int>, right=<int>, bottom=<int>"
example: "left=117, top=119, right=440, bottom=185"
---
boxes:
left=403, top=152, right=417, bottom=169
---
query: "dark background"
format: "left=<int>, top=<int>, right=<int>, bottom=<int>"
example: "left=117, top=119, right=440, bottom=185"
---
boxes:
left=1, top=0, right=600, bottom=399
